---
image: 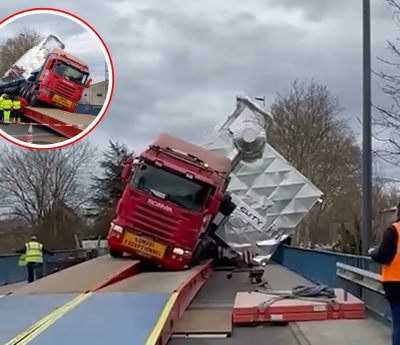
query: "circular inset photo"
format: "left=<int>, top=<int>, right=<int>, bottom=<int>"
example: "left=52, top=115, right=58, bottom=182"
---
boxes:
left=0, top=8, right=114, bottom=149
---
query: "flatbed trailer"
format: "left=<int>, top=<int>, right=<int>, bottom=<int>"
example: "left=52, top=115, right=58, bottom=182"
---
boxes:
left=0, top=106, right=96, bottom=144
left=0, top=255, right=390, bottom=345
left=22, top=106, right=95, bottom=139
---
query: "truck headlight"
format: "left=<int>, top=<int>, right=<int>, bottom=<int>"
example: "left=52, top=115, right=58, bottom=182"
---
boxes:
left=110, top=223, right=123, bottom=233
left=172, top=248, right=184, bottom=255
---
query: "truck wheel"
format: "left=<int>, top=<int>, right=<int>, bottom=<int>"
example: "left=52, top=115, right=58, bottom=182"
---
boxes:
left=109, top=248, right=123, bottom=258
left=189, top=241, right=205, bottom=267
left=29, top=94, right=39, bottom=107
left=189, top=239, right=217, bottom=267
left=19, top=84, right=27, bottom=97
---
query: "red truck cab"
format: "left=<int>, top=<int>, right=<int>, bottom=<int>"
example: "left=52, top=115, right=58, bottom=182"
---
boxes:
left=22, top=48, right=91, bottom=112
left=107, top=133, right=233, bottom=270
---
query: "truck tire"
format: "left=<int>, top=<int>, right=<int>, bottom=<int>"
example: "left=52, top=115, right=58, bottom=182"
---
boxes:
left=21, top=82, right=32, bottom=99
left=19, top=84, right=28, bottom=98
left=189, top=239, right=218, bottom=267
left=29, top=94, right=39, bottom=107
left=109, top=248, right=123, bottom=258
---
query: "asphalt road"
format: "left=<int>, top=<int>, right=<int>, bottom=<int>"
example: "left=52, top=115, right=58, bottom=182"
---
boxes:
left=0, top=115, right=66, bottom=145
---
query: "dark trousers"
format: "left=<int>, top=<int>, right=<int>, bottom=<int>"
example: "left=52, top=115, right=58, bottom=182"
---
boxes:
left=12, top=109, right=20, bottom=122
left=390, top=300, right=400, bottom=345
left=26, top=262, right=43, bottom=283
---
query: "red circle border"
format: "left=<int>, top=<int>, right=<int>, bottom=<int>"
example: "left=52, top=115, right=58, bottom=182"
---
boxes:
left=0, top=7, right=115, bottom=150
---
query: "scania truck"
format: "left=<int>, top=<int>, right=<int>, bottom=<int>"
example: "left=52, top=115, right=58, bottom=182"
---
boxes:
left=18, top=48, right=92, bottom=112
left=107, top=96, right=323, bottom=270
left=0, top=35, right=92, bottom=113
left=107, top=132, right=236, bottom=270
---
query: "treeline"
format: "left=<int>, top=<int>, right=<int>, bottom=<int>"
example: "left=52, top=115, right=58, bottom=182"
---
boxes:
left=0, top=79, right=397, bottom=254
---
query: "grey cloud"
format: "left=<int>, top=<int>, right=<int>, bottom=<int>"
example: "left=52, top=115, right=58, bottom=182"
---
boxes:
left=0, top=9, right=107, bottom=79
left=0, top=0, right=398, bottom=182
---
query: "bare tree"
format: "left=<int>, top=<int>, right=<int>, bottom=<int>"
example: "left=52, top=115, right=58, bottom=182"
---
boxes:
left=0, top=141, right=96, bottom=227
left=374, top=0, right=400, bottom=164
left=268, top=80, right=361, bottom=245
left=0, top=28, right=43, bottom=77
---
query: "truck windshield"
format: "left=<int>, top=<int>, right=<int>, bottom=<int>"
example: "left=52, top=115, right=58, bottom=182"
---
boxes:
left=130, top=163, right=209, bottom=211
left=53, top=62, right=88, bottom=85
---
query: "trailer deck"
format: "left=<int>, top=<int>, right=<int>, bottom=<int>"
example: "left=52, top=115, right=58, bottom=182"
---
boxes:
left=0, top=256, right=391, bottom=345
left=22, top=106, right=95, bottom=138
left=0, top=106, right=96, bottom=144
left=0, top=122, right=66, bottom=144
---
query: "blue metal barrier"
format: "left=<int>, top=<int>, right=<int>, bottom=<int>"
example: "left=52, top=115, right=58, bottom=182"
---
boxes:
left=0, top=249, right=96, bottom=286
left=272, top=245, right=380, bottom=287
left=76, top=104, right=102, bottom=115
left=0, top=255, right=26, bottom=285
left=272, top=245, right=389, bottom=321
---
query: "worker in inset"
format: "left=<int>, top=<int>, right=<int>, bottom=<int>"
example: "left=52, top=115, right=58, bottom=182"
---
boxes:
left=2, top=94, right=12, bottom=124
left=369, top=202, right=400, bottom=345
left=0, top=94, right=4, bottom=122
left=12, top=96, right=21, bottom=123
left=16, top=235, right=53, bottom=283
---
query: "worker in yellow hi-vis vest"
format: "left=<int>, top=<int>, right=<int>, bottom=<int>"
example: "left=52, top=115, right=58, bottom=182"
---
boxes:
left=16, top=236, right=53, bottom=283
left=2, top=94, right=12, bottom=124
left=0, top=94, right=4, bottom=122
left=12, top=96, right=21, bottom=123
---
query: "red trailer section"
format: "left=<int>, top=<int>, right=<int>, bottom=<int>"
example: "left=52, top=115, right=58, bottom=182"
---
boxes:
left=22, top=106, right=95, bottom=138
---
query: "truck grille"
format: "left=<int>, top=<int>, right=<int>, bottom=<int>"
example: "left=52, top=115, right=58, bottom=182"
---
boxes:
left=132, top=203, right=179, bottom=240
left=54, top=81, right=76, bottom=98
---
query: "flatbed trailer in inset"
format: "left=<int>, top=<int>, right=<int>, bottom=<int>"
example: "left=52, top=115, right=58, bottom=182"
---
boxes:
left=22, top=106, right=95, bottom=139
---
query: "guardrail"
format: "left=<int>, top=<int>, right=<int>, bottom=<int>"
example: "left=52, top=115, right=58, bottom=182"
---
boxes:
left=272, top=245, right=380, bottom=287
left=0, top=249, right=99, bottom=286
left=272, top=245, right=390, bottom=321
left=336, top=262, right=389, bottom=321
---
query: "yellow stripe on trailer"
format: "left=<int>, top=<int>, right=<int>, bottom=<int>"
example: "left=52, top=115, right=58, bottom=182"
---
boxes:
left=145, top=292, right=178, bottom=345
left=5, top=293, right=92, bottom=345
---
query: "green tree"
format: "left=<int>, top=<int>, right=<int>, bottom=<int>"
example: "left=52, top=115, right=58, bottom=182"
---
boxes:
left=89, top=141, right=133, bottom=237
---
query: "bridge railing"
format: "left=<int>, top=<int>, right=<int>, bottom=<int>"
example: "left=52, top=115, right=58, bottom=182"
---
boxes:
left=0, top=249, right=98, bottom=286
left=336, top=262, right=388, bottom=319
left=273, top=245, right=390, bottom=321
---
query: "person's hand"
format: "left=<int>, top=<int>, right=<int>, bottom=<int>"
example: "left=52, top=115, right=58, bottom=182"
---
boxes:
left=367, top=247, right=375, bottom=255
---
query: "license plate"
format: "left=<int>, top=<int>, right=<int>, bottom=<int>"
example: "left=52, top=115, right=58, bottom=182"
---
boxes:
left=122, top=232, right=166, bottom=259
left=52, top=94, right=73, bottom=108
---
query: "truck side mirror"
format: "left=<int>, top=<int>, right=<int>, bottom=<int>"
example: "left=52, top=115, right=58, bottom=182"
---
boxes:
left=121, top=164, right=131, bottom=181
left=84, top=78, right=92, bottom=88
left=208, top=198, right=220, bottom=215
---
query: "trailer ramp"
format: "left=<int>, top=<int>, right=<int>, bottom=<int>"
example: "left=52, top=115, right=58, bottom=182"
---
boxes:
left=0, top=256, right=211, bottom=345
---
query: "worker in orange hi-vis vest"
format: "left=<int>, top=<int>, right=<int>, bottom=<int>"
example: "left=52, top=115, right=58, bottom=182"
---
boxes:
left=369, top=202, right=400, bottom=345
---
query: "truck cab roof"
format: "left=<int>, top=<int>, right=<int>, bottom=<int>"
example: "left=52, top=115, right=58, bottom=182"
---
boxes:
left=153, top=132, right=232, bottom=177
left=51, top=48, right=89, bottom=71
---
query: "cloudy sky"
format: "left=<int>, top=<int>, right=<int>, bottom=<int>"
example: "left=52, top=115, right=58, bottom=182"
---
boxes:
left=0, top=12, right=106, bottom=82
left=1, top=1, right=399, bottom=179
